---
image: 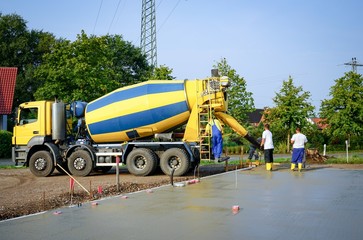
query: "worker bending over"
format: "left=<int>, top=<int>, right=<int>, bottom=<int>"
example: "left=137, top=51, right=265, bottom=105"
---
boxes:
left=206, top=118, right=230, bottom=163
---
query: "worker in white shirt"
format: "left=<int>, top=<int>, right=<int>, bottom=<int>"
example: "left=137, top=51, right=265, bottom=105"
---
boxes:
left=260, top=123, right=274, bottom=171
left=290, top=127, right=308, bottom=171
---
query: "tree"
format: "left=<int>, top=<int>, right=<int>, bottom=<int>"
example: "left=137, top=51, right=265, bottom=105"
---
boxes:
left=320, top=71, right=363, bottom=142
left=214, top=58, right=255, bottom=123
left=34, top=31, right=152, bottom=102
left=265, top=76, right=315, bottom=152
left=149, top=65, right=175, bottom=80
left=0, top=13, right=57, bottom=105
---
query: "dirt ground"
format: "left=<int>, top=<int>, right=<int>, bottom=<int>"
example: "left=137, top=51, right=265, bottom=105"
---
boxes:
left=1, top=162, right=362, bottom=221
left=0, top=164, right=227, bottom=221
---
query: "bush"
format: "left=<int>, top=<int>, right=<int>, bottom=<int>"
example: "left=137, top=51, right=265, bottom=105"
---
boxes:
left=274, top=141, right=289, bottom=154
left=224, top=145, right=244, bottom=155
left=224, top=146, right=235, bottom=154
left=0, top=130, right=12, bottom=158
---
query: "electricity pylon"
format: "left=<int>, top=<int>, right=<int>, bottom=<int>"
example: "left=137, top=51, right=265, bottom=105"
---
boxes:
left=344, top=57, right=363, bottom=73
left=141, top=0, right=157, bottom=67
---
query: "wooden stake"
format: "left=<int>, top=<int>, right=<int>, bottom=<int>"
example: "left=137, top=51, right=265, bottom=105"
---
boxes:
left=89, top=180, right=92, bottom=199
left=43, top=191, right=46, bottom=210
left=56, top=164, right=90, bottom=194
left=116, top=156, right=120, bottom=192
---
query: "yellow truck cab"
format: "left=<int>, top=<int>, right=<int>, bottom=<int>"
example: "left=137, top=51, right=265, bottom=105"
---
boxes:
left=12, top=100, right=66, bottom=176
left=13, top=101, right=52, bottom=146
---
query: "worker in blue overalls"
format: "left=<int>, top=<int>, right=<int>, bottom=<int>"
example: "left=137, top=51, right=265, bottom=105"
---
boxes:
left=206, top=117, right=230, bottom=163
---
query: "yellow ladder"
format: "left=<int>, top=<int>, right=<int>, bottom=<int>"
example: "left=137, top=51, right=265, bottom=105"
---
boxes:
left=198, top=78, right=213, bottom=162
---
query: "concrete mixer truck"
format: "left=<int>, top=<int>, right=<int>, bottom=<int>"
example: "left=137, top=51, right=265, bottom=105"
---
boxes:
left=12, top=71, right=260, bottom=177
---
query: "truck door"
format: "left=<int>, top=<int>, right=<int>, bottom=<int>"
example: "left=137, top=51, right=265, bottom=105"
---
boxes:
left=13, top=105, right=41, bottom=145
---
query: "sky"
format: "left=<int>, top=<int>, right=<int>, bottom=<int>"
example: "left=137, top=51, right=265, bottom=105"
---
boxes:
left=2, top=0, right=363, bottom=114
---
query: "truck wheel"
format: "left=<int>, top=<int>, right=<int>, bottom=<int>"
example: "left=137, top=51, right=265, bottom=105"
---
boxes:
left=126, top=148, right=157, bottom=176
left=68, top=150, right=93, bottom=177
left=29, top=151, right=55, bottom=177
left=160, top=148, right=190, bottom=176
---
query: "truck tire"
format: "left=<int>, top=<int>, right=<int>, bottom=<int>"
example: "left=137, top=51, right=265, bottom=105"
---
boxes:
left=29, top=151, right=55, bottom=177
left=126, top=148, right=157, bottom=176
left=67, top=150, right=93, bottom=177
left=160, top=148, right=190, bottom=176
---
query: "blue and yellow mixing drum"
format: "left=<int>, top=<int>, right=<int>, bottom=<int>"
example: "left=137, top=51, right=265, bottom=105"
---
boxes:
left=86, top=80, right=196, bottom=143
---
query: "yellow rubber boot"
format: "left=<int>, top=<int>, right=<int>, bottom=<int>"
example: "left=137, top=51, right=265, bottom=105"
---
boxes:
left=290, top=163, right=296, bottom=171
left=266, top=163, right=272, bottom=171
left=298, top=163, right=303, bottom=172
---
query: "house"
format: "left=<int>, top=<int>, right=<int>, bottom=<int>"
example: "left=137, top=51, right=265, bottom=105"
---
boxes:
left=246, top=108, right=264, bottom=127
left=0, top=67, right=17, bottom=130
left=309, top=117, right=328, bottom=130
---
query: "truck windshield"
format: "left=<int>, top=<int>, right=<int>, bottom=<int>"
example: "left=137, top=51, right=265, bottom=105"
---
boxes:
left=19, top=107, right=38, bottom=125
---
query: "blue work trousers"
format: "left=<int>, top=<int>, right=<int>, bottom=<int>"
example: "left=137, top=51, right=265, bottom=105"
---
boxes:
left=292, top=148, right=305, bottom=164
left=211, top=124, right=223, bottom=159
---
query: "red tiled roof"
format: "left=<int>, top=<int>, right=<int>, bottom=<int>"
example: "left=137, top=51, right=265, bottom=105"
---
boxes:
left=311, top=117, right=328, bottom=130
left=0, top=67, right=17, bottom=114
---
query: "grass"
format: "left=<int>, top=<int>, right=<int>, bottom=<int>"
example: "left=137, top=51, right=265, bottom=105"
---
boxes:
left=326, top=155, right=363, bottom=164
left=0, top=165, right=26, bottom=169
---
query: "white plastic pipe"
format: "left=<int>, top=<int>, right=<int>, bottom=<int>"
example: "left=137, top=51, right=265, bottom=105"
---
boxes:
left=323, top=144, right=326, bottom=156
left=346, top=140, right=349, bottom=163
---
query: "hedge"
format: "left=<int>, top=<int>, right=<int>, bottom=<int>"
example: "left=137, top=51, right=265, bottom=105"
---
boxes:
left=0, top=130, right=12, bottom=158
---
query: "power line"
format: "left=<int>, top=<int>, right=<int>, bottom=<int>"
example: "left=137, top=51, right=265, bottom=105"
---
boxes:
left=157, top=0, right=182, bottom=33
left=156, top=0, right=163, bottom=9
left=108, top=0, right=123, bottom=34
left=93, top=0, right=104, bottom=35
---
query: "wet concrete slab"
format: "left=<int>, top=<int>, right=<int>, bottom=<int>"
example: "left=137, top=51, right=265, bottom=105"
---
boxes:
left=1, top=167, right=363, bottom=240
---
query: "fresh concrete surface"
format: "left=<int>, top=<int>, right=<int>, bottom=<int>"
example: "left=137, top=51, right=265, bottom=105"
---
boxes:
left=1, top=167, right=362, bottom=240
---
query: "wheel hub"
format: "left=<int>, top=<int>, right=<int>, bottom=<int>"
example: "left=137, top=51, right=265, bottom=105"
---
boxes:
left=74, top=157, right=86, bottom=170
left=34, top=158, right=47, bottom=171
left=170, top=157, right=180, bottom=168
left=135, top=157, right=146, bottom=169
